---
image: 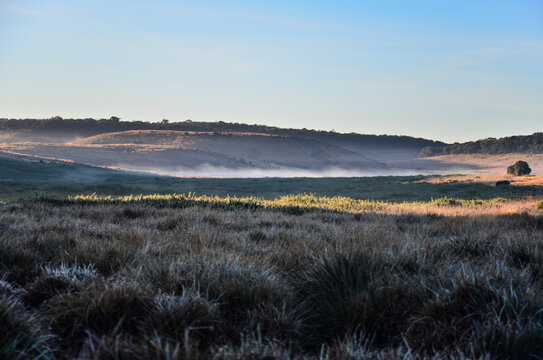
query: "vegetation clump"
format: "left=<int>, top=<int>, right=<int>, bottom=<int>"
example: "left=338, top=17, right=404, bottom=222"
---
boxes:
left=507, top=160, right=532, bottom=176
left=495, top=180, right=510, bottom=186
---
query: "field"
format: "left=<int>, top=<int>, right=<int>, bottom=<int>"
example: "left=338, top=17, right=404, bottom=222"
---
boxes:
left=2, top=156, right=543, bottom=359
left=419, top=153, right=543, bottom=175
left=1, top=195, right=543, bottom=359
left=3, top=156, right=543, bottom=203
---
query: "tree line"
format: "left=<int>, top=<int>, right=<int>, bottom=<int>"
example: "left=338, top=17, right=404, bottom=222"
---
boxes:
left=419, top=133, right=543, bottom=157
left=0, top=117, right=445, bottom=149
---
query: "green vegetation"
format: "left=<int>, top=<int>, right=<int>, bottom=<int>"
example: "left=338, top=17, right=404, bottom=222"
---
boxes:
left=2, top=152, right=543, bottom=358
left=420, top=132, right=543, bottom=156
left=507, top=160, right=532, bottom=176
left=1, top=198, right=542, bottom=359
left=3, top=157, right=543, bottom=202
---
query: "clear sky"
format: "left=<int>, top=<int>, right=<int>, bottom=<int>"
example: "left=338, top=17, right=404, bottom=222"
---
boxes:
left=1, top=0, right=542, bottom=142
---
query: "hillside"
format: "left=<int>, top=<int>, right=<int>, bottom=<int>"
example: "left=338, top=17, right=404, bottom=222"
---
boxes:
left=2, top=130, right=387, bottom=175
left=3, top=118, right=541, bottom=177
left=0, top=117, right=445, bottom=160
left=420, top=132, right=543, bottom=157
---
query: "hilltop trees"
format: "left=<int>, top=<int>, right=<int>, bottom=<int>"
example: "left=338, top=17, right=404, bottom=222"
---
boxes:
left=0, top=117, right=445, bottom=150
left=507, top=161, right=531, bottom=176
left=419, top=133, right=543, bottom=156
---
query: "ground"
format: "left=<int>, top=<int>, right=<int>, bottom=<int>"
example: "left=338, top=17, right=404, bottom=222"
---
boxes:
left=1, top=154, right=543, bottom=359
left=1, top=196, right=542, bottom=359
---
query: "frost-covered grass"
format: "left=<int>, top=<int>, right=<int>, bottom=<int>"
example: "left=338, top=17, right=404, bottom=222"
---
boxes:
left=1, top=198, right=543, bottom=359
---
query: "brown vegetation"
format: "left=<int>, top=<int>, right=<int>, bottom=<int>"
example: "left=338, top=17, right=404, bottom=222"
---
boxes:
left=0, top=130, right=384, bottom=173
left=1, top=198, right=543, bottom=359
left=420, top=153, right=543, bottom=175
left=425, top=174, right=543, bottom=186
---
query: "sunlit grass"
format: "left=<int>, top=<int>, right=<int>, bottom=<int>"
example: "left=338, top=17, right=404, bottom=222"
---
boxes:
left=36, top=193, right=542, bottom=216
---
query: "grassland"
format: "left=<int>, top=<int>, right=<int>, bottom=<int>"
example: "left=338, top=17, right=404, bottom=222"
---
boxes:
left=419, top=153, right=543, bottom=175
left=3, top=156, right=543, bottom=203
left=2, top=155, right=543, bottom=359
left=1, top=194, right=543, bottom=359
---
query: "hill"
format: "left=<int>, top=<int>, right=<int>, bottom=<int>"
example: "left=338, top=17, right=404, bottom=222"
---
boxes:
left=4, top=117, right=542, bottom=176
left=420, top=132, right=543, bottom=157
left=69, top=130, right=384, bottom=170
left=1, top=130, right=388, bottom=175
left=0, top=117, right=445, bottom=161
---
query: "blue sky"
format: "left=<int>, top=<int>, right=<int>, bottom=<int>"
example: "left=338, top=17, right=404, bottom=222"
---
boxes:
left=1, top=0, right=542, bottom=142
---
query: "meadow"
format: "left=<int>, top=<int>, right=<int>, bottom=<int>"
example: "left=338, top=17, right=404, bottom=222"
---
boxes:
left=2, top=157, right=543, bottom=359
left=1, top=192, right=543, bottom=359
left=3, top=155, right=543, bottom=203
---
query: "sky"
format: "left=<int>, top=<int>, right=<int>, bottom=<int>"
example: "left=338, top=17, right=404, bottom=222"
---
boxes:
left=0, top=0, right=542, bottom=142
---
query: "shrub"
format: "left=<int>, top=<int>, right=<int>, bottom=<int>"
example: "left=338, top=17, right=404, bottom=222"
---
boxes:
left=495, top=180, right=510, bottom=186
left=507, top=161, right=531, bottom=176
left=536, top=201, right=543, bottom=210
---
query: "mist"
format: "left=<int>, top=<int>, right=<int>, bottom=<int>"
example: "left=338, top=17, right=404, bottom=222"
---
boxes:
left=116, top=163, right=471, bottom=178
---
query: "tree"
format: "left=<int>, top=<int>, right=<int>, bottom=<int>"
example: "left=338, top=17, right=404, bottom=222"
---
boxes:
left=507, top=161, right=531, bottom=176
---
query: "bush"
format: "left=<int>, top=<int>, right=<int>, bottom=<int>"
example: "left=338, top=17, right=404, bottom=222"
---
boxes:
left=495, top=180, right=510, bottom=186
left=536, top=201, right=543, bottom=210
left=507, top=161, right=531, bottom=176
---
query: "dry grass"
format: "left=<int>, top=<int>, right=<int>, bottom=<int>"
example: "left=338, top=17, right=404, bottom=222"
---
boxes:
left=57, top=192, right=543, bottom=216
left=425, top=173, right=543, bottom=186
left=1, top=196, right=543, bottom=359
left=422, top=153, right=543, bottom=175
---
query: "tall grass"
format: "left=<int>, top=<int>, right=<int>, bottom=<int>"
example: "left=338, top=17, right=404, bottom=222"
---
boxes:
left=1, top=197, right=542, bottom=358
left=33, top=192, right=543, bottom=216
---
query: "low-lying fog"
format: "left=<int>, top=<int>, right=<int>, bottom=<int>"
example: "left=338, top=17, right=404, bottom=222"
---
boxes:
left=118, top=164, right=474, bottom=178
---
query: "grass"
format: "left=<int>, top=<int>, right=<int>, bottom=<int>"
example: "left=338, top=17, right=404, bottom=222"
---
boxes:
left=3, top=157, right=543, bottom=202
left=1, top=194, right=543, bottom=359
left=31, top=193, right=543, bottom=218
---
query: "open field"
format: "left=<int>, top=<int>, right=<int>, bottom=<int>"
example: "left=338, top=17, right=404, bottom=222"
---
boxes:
left=2, top=150, right=543, bottom=359
left=3, top=155, right=543, bottom=203
left=1, top=196, right=543, bottom=359
left=425, top=174, right=543, bottom=186
left=420, top=153, right=543, bottom=175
